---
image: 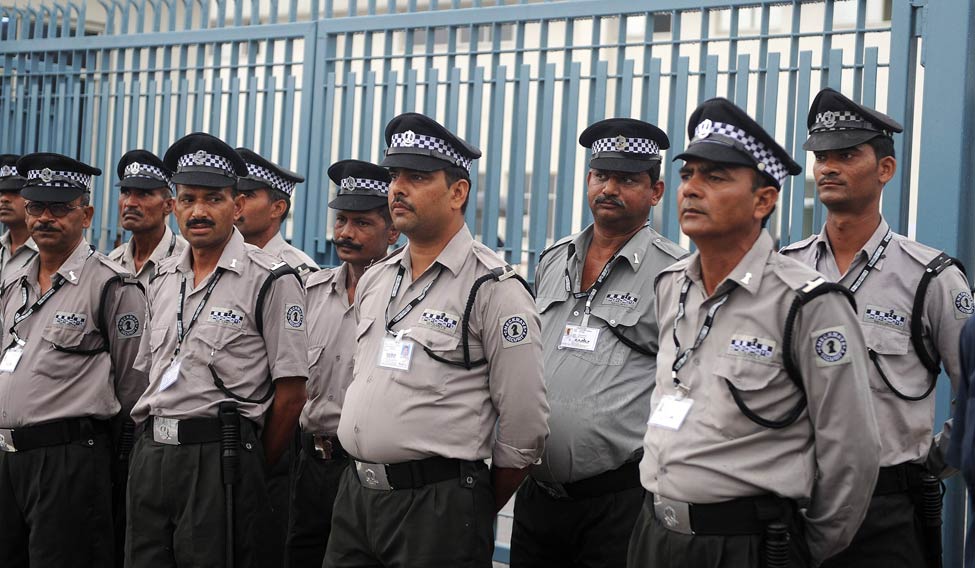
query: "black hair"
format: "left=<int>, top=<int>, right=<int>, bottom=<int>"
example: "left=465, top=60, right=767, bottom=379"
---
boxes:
left=443, top=165, right=472, bottom=214
left=865, top=136, right=896, bottom=161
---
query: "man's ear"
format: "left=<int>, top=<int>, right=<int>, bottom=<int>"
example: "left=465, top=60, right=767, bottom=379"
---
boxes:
left=878, top=156, right=897, bottom=185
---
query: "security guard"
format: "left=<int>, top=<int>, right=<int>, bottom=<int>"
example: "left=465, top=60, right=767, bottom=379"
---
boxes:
left=0, top=154, right=38, bottom=282
left=0, top=153, right=147, bottom=566
left=108, top=150, right=187, bottom=287
left=285, top=159, right=399, bottom=568
left=325, top=113, right=550, bottom=567
left=781, top=88, right=971, bottom=567
left=511, top=118, right=686, bottom=567
left=236, top=147, right=318, bottom=276
left=125, top=133, right=309, bottom=567
left=627, top=98, right=881, bottom=567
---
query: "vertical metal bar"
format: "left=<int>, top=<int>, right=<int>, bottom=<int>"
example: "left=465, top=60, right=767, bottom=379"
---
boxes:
left=261, top=75, right=277, bottom=154
left=404, top=68, right=417, bottom=112
left=505, top=64, right=530, bottom=264
left=318, top=71, right=338, bottom=256
left=827, top=49, right=843, bottom=91
left=884, top=0, right=919, bottom=234
left=734, top=54, right=750, bottom=107
left=244, top=75, right=258, bottom=149
left=176, top=78, right=190, bottom=139
left=444, top=68, right=460, bottom=134
left=618, top=59, right=634, bottom=117
left=210, top=77, right=224, bottom=137
left=662, top=56, right=689, bottom=243
left=789, top=51, right=814, bottom=245
left=703, top=54, right=718, bottom=100
left=645, top=58, right=662, bottom=125
left=145, top=79, right=157, bottom=154
left=359, top=70, right=377, bottom=160
left=555, top=61, right=581, bottom=239
left=339, top=71, right=357, bottom=159
left=727, top=6, right=740, bottom=98
left=820, top=0, right=835, bottom=90
left=464, top=67, right=485, bottom=230
left=226, top=77, right=241, bottom=146
left=482, top=64, right=507, bottom=246
left=852, top=0, right=867, bottom=101
left=762, top=52, right=780, bottom=133
left=582, top=59, right=609, bottom=229
left=862, top=47, right=878, bottom=110
left=424, top=68, right=438, bottom=118
left=528, top=62, right=556, bottom=280
left=754, top=3, right=770, bottom=124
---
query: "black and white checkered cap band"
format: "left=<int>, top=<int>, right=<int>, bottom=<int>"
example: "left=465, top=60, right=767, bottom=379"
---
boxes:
left=177, top=151, right=236, bottom=175
left=123, top=162, right=169, bottom=183
left=26, top=168, right=92, bottom=189
left=591, top=136, right=660, bottom=157
left=245, top=162, right=296, bottom=196
left=340, top=176, right=389, bottom=194
left=389, top=131, right=472, bottom=171
left=810, top=110, right=884, bottom=133
left=0, top=165, right=19, bottom=178
left=693, top=120, right=789, bottom=185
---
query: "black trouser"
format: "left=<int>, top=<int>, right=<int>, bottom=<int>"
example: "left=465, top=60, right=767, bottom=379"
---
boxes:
left=627, top=491, right=809, bottom=568
left=0, top=427, right=114, bottom=567
left=284, top=439, right=348, bottom=568
left=124, top=421, right=274, bottom=568
left=324, top=462, right=494, bottom=568
left=510, top=472, right=643, bottom=567
left=266, top=444, right=292, bottom=568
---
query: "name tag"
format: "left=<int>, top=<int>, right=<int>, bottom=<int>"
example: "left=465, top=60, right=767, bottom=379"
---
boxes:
left=0, top=343, right=24, bottom=373
left=379, top=337, right=414, bottom=371
left=648, top=395, right=694, bottom=431
left=559, top=324, right=600, bottom=352
left=158, top=357, right=183, bottom=393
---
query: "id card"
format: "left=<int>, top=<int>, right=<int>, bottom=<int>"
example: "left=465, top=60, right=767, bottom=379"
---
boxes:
left=648, top=395, right=694, bottom=431
left=158, top=357, right=183, bottom=393
left=379, top=337, right=414, bottom=371
left=559, top=324, right=600, bottom=352
left=0, top=343, right=24, bottom=373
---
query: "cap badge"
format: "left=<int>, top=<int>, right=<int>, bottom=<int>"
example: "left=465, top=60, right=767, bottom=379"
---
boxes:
left=402, top=130, right=416, bottom=147
left=694, top=119, right=713, bottom=140
left=125, top=162, right=141, bottom=176
left=341, top=177, right=356, bottom=191
left=193, top=150, right=207, bottom=165
left=821, top=111, right=837, bottom=129
left=614, top=135, right=627, bottom=151
left=0, top=165, right=11, bottom=177
left=39, top=168, right=53, bottom=183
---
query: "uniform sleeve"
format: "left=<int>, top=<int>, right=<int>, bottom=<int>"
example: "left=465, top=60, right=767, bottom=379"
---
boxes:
left=922, top=265, right=972, bottom=475
left=946, top=319, right=975, bottom=477
left=106, top=278, right=150, bottom=418
left=796, top=292, right=881, bottom=564
left=478, top=277, right=550, bottom=469
left=260, top=272, right=310, bottom=381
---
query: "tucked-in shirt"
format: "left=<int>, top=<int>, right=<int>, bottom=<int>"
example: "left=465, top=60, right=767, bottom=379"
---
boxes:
left=338, top=225, right=550, bottom=468
left=532, top=224, right=685, bottom=483
left=130, top=228, right=309, bottom=427
left=0, top=231, right=37, bottom=285
left=781, top=218, right=971, bottom=471
left=642, top=230, right=881, bottom=564
left=300, top=263, right=355, bottom=434
left=0, top=239, right=147, bottom=427
left=108, top=225, right=187, bottom=287
left=264, top=232, right=318, bottom=278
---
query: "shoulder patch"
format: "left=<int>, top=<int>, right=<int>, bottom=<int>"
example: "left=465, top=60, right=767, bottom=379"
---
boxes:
left=115, top=312, right=143, bottom=338
left=500, top=314, right=531, bottom=348
left=285, top=303, right=306, bottom=330
left=952, top=288, right=974, bottom=319
left=812, top=326, right=851, bottom=367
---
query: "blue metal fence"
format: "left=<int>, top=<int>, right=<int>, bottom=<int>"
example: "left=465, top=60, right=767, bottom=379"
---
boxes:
left=1, top=0, right=973, bottom=564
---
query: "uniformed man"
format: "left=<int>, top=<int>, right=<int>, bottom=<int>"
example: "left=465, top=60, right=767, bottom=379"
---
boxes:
left=125, top=133, right=310, bottom=567
left=324, top=113, right=550, bottom=567
left=0, top=154, right=38, bottom=282
left=108, top=149, right=186, bottom=287
left=236, top=147, right=318, bottom=276
left=285, top=159, right=399, bottom=568
left=627, top=98, right=881, bottom=567
left=780, top=88, right=971, bottom=567
left=0, top=153, right=147, bottom=566
left=510, top=118, right=686, bottom=567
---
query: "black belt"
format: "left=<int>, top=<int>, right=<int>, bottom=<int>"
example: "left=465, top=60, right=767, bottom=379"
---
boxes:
left=352, top=455, right=486, bottom=490
left=299, top=431, right=348, bottom=461
left=146, top=415, right=256, bottom=445
left=648, top=491, right=797, bottom=536
left=874, top=462, right=926, bottom=496
left=533, top=460, right=641, bottom=500
left=0, top=417, right=108, bottom=453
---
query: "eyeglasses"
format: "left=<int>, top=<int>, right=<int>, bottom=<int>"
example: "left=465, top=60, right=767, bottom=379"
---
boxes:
left=25, top=201, right=83, bottom=218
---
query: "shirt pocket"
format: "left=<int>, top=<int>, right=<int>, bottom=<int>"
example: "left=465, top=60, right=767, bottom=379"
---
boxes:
left=562, top=305, right=633, bottom=367
left=192, top=322, right=257, bottom=381
left=711, top=356, right=802, bottom=439
left=393, top=326, right=461, bottom=392
left=34, top=326, right=98, bottom=380
left=862, top=325, right=914, bottom=394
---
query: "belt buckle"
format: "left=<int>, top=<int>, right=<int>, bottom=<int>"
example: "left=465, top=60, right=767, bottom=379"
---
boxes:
left=0, top=428, right=16, bottom=452
left=313, top=435, right=333, bottom=460
left=535, top=479, right=571, bottom=500
left=152, top=417, right=180, bottom=445
left=354, top=460, right=393, bottom=491
left=653, top=494, right=693, bottom=535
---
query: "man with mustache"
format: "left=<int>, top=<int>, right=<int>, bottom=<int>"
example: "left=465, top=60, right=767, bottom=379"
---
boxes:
left=0, top=153, right=148, bottom=566
left=125, top=133, right=309, bottom=567
left=0, top=154, right=38, bottom=282
left=627, top=98, right=881, bottom=567
left=510, top=118, right=686, bottom=568
left=285, top=159, right=399, bottom=568
left=108, top=150, right=187, bottom=287
left=324, top=113, right=549, bottom=567
left=781, top=89, right=971, bottom=567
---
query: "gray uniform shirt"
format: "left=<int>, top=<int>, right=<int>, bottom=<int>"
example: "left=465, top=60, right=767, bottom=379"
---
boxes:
left=0, top=232, right=37, bottom=285
left=338, top=225, right=550, bottom=468
left=299, top=263, right=355, bottom=434
left=781, top=218, right=971, bottom=470
left=108, top=225, right=187, bottom=288
left=264, top=232, right=318, bottom=278
left=641, top=230, right=881, bottom=564
left=130, top=228, right=310, bottom=427
left=0, top=239, right=147, bottom=427
left=532, top=224, right=685, bottom=483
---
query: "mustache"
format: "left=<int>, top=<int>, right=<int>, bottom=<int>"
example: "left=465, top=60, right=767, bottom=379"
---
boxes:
left=594, top=195, right=624, bottom=207
left=817, top=175, right=844, bottom=185
left=186, top=218, right=216, bottom=228
left=391, top=196, right=414, bottom=211
left=122, top=208, right=143, bottom=217
left=32, top=222, right=60, bottom=233
left=332, top=238, right=363, bottom=251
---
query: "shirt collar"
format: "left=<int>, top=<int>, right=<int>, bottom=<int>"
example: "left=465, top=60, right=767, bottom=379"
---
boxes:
left=56, top=238, right=95, bottom=286
left=685, top=230, right=773, bottom=296
left=262, top=231, right=288, bottom=257
left=568, top=223, right=654, bottom=272
left=394, top=224, right=473, bottom=277
left=0, top=232, right=38, bottom=255
left=815, top=217, right=890, bottom=271
left=176, top=227, right=248, bottom=276
left=123, top=225, right=177, bottom=268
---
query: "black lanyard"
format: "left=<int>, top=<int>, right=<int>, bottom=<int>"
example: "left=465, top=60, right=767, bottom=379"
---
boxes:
left=563, top=226, right=644, bottom=326
left=847, top=229, right=892, bottom=294
left=385, top=264, right=442, bottom=334
left=9, top=248, right=95, bottom=342
left=671, top=278, right=735, bottom=393
left=175, top=268, right=223, bottom=358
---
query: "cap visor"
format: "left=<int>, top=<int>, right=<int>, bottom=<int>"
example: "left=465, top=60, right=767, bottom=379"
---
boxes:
left=236, top=177, right=270, bottom=192
left=118, top=177, right=171, bottom=191
left=0, top=178, right=26, bottom=191
left=171, top=171, right=237, bottom=189
left=803, top=130, right=880, bottom=152
left=328, top=194, right=389, bottom=212
left=674, top=141, right=756, bottom=169
left=21, top=185, right=85, bottom=202
left=589, top=156, right=659, bottom=173
left=380, top=153, right=450, bottom=172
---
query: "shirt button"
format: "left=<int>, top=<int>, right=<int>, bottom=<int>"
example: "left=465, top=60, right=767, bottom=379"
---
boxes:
left=327, top=394, right=334, bottom=401
left=354, top=426, right=360, bottom=433
left=335, top=355, right=341, bottom=361
left=573, top=310, right=580, bottom=316
left=659, top=466, right=667, bottom=474
left=610, top=319, right=616, bottom=325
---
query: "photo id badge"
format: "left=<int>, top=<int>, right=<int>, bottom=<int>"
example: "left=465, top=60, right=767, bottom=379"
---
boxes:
left=379, top=337, right=414, bottom=371
left=559, top=324, right=600, bottom=352
left=648, top=395, right=694, bottom=431
left=158, top=357, right=183, bottom=393
left=0, top=343, right=25, bottom=373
